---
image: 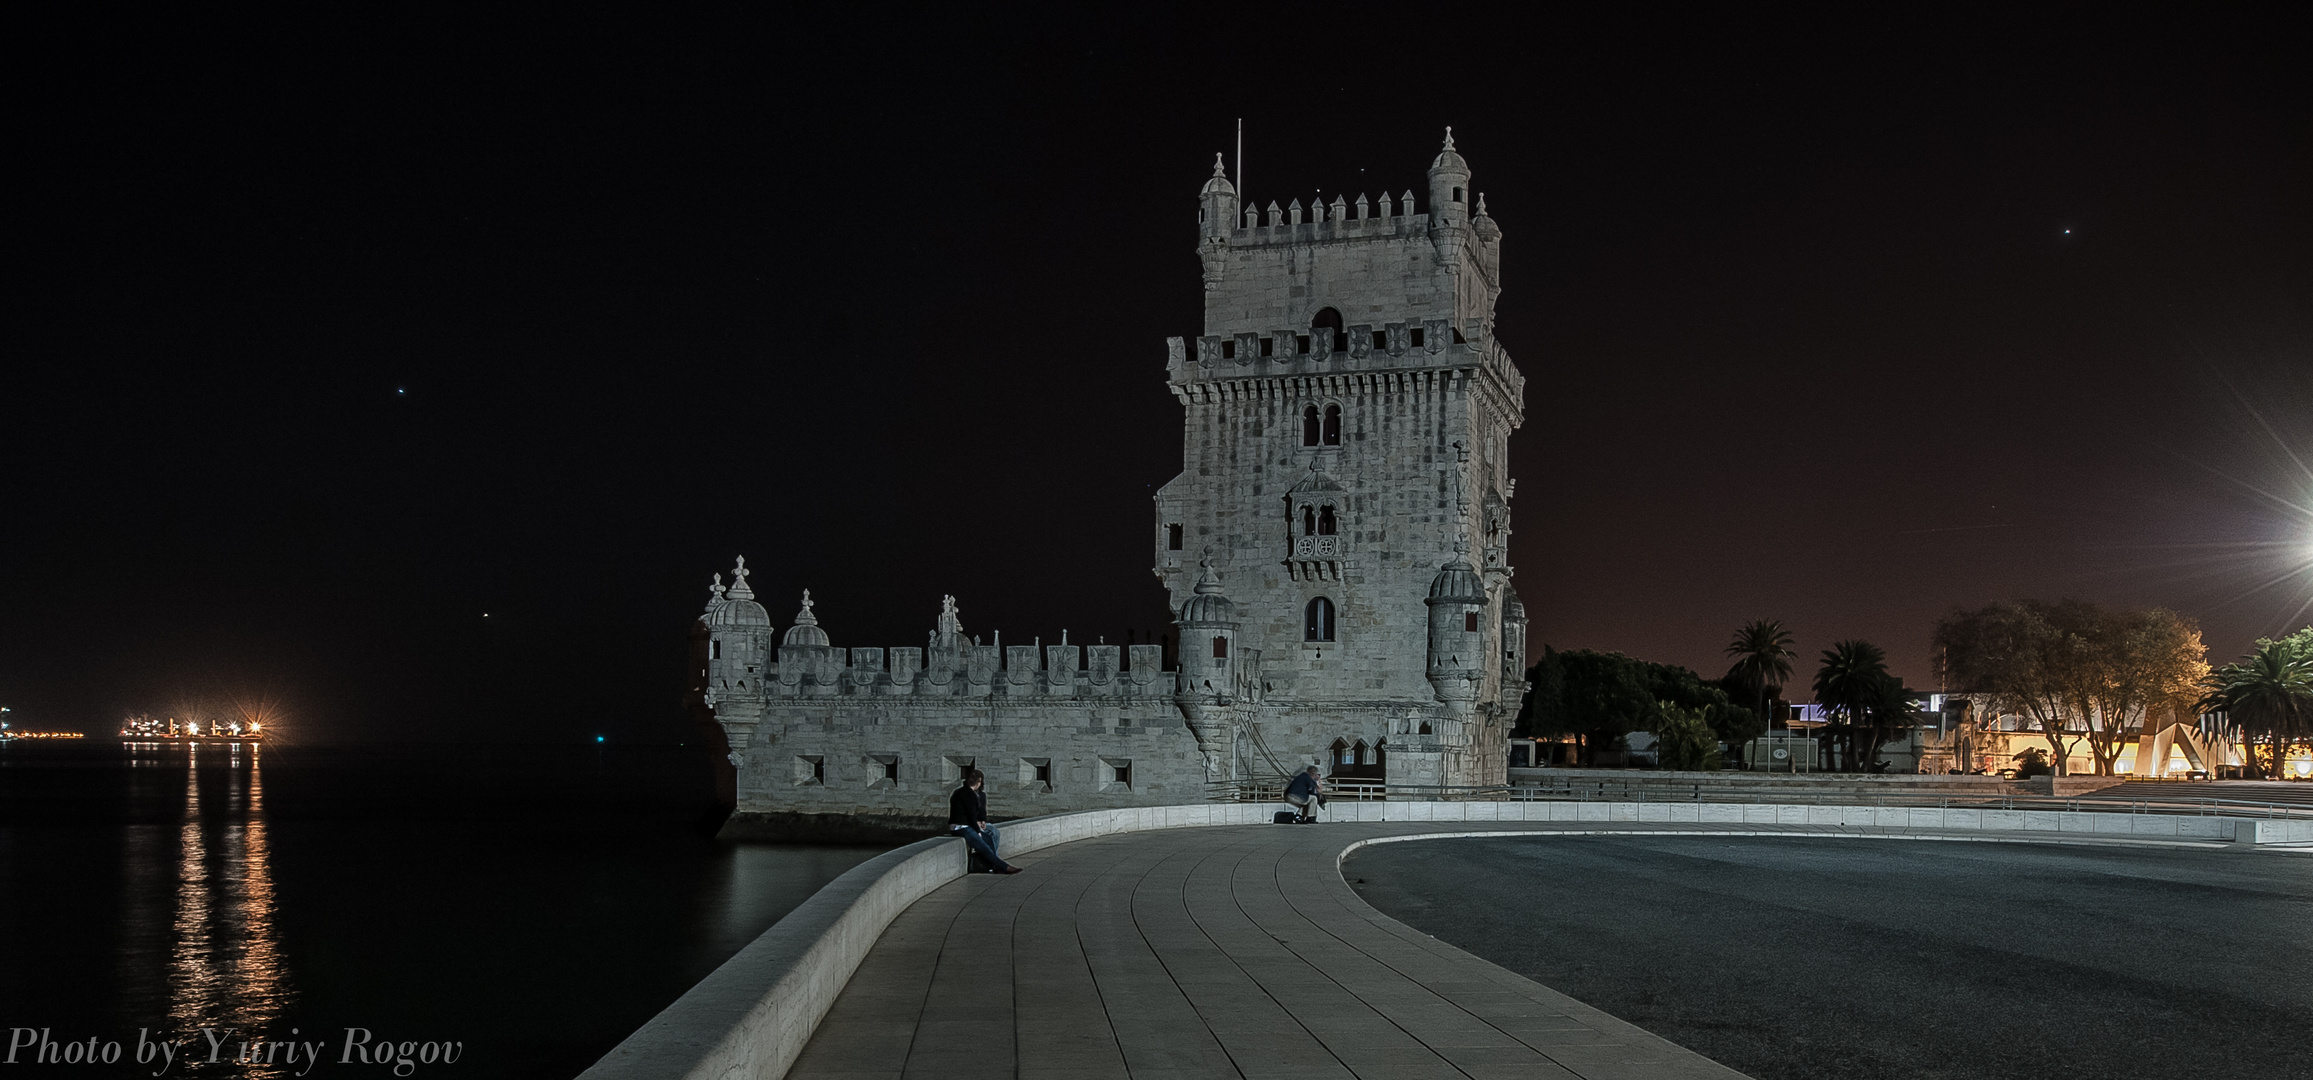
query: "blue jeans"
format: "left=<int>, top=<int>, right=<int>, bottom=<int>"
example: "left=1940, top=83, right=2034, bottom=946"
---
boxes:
left=953, top=825, right=1010, bottom=871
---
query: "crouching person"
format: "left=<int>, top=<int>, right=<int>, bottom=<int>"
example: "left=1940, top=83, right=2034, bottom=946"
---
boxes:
left=1284, top=765, right=1326, bottom=823
left=950, top=769, right=1023, bottom=875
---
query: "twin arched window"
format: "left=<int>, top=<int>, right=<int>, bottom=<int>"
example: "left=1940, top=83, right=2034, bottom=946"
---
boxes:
left=1299, top=504, right=1336, bottom=537
left=1304, top=597, right=1336, bottom=642
left=1300, top=404, right=1342, bottom=447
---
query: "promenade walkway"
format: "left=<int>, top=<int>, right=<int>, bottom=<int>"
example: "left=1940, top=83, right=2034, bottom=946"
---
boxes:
left=787, top=821, right=1765, bottom=1080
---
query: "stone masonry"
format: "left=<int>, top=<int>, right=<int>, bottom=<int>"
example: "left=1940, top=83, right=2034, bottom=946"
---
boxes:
left=691, top=132, right=1527, bottom=832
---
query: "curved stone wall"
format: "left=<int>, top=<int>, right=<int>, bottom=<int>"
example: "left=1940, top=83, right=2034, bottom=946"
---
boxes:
left=580, top=799, right=2306, bottom=1080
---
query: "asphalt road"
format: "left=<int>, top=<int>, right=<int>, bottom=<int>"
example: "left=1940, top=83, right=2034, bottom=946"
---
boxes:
left=1346, top=836, right=2313, bottom=1080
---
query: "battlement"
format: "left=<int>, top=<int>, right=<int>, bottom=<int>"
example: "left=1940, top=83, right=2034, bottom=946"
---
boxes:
left=756, top=640, right=1176, bottom=700
left=1226, top=190, right=1431, bottom=248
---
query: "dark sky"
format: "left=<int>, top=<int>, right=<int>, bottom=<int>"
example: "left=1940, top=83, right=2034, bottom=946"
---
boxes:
left=5, top=8, right=2309, bottom=742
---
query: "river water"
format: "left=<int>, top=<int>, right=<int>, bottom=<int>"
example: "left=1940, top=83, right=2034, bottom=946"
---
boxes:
left=0, top=740, right=883, bottom=1078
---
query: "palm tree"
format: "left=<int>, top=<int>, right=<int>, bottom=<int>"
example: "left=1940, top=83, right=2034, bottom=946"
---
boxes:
left=2199, top=640, right=2313, bottom=780
left=1726, top=619, right=1798, bottom=768
left=1814, top=640, right=1893, bottom=772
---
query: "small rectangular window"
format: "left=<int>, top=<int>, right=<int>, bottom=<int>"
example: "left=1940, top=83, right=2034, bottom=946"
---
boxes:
left=1372, top=331, right=1388, bottom=350
left=1213, top=636, right=1229, bottom=660
left=1409, top=328, right=1425, bottom=347
left=1452, top=327, right=1466, bottom=344
left=1167, top=523, right=1184, bottom=550
left=1296, top=335, right=1310, bottom=355
left=1465, top=612, right=1480, bottom=632
left=1101, top=757, right=1133, bottom=790
left=710, top=640, right=722, bottom=660
left=1333, top=331, right=1349, bottom=353
left=1259, top=337, right=1273, bottom=357
left=1222, top=340, right=1236, bottom=359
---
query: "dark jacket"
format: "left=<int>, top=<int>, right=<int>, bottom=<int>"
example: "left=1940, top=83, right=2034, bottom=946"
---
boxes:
left=1285, top=771, right=1320, bottom=799
left=949, top=783, right=985, bottom=829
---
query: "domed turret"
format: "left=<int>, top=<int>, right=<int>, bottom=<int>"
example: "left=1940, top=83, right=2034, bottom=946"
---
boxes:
left=1427, top=127, right=1472, bottom=228
left=1198, top=153, right=1238, bottom=242
left=1200, top=153, right=1237, bottom=197
left=1178, top=558, right=1237, bottom=625
left=1426, top=558, right=1485, bottom=603
left=705, top=556, right=771, bottom=629
left=1425, top=557, right=1487, bottom=707
left=782, top=589, right=830, bottom=647
left=1174, top=557, right=1241, bottom=699
left=699, top=557, right=774, bottom=715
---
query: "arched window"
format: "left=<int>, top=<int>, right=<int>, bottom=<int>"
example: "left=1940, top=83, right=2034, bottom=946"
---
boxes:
left=1301, top=405, right=1320, bottom=447
left=1316, top=505, right=1336, bottom=535
left=1304, top=597, right=1336, bottom=642
left=1322, top=404, right=1341, bottom=445
left=1353, top=739, right=1370, bottom=766
left=1311, top=307, right=1347, bottom=353
left=1302, top=505, right=1316, bottom=536
left=1417, top=721, right=1433, bottom=735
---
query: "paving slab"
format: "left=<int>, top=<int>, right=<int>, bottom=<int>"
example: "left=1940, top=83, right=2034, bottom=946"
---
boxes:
left=788, top=820, right=1779, bottom=1080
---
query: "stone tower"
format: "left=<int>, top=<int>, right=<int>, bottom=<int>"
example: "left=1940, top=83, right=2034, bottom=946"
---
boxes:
left=1155, top=130, right=1527, bottom=788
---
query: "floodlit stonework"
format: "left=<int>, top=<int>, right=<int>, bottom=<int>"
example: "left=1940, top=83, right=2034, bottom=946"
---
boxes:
left=692, top=132, right=1527, bottom=831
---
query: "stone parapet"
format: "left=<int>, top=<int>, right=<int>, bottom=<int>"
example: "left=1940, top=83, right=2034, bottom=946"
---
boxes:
left=765, top=642, right=1167, bottom=699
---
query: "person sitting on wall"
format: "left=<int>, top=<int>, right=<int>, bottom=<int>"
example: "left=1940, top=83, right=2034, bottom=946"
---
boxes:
left=950, top=769, right=1023, bottom=875
left=1284, top=765, right=1326, bottom=824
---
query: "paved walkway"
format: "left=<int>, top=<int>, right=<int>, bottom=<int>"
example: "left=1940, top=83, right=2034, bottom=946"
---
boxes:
left=787, top=821, right=1768, bottom=1080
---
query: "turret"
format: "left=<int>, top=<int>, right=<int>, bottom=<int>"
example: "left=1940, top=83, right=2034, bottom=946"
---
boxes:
left=1424, top=558, right=1487, bottom=711
left=776, top=589, right=839, bottom=695
left=1499, top=584, right=1529, bottom=688
left=698, top=556, right=776, bottom=774
left=702, top=556, right=774, bottom=704
left=1197, top=153, right=1238, bottom=240
left=1174, top=557, right=1239, bottom=698
left=1426, top=127, right=1472, bottom=231
left=1172, top=557, right=1242, bottom=781
left=1196, top=154, right=1237, bottom=293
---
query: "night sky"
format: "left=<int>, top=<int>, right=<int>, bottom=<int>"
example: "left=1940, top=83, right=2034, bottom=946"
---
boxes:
left=6, top=9, right=2309, bottom=744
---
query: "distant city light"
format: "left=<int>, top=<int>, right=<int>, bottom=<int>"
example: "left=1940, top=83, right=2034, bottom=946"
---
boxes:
left=596, top=736, right=605, bottom=743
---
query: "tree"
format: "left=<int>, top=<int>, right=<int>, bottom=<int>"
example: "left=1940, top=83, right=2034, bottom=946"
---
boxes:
left=1858, top=674, right=1925, bottom=773
left=1813, top=640, right=1902, bottom=771
left=1934, top=601, right=2090, bottom=775
left=2200, top=638, right=2313, bottom=780
left=2080, top=607, right=2208, bottom=776
left=1724, top=619, right=1798, bottom=767
left=1522, top=648, right=1651, bottom=766
left=1651, top=701, right=1724, bottom=772
left=1522, top=648, right=1759, bottom=767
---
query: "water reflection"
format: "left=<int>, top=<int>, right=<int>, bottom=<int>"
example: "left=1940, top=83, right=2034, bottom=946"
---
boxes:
left=5, top=741, right=884, bottom=1080
left=156, top=744, right=294, bottom=1074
